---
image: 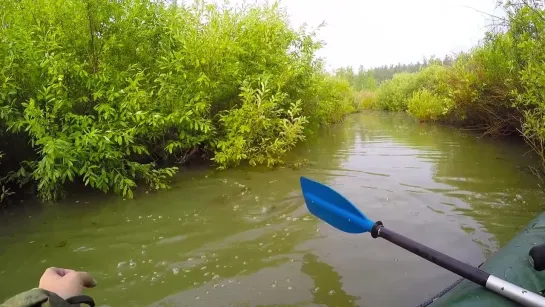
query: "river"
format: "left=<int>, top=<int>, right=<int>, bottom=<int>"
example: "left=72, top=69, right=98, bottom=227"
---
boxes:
left=0, top=111, right=543, bottom=306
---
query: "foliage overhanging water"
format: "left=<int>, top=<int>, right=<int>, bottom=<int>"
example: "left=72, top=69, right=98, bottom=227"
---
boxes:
left=0, top=111, right=542, bottom=306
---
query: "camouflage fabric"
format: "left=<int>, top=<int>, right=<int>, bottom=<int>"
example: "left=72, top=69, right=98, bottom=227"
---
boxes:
left=0, top=288, right=71, bottom=307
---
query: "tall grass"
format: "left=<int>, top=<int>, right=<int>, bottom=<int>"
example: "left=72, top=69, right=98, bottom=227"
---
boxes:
left=354, top=91, right=377, bottom=110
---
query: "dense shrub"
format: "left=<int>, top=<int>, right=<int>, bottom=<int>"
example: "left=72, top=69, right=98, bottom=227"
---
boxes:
left=442, top=33, right=521, bottom=135
left=312, top=76, right=356, bottom=123
left=375, top=73, right=420, bottom=111
left=373, top=64, right=449, bottom=112
left=0, top=0, right=355, bottom=202
left=213, top=78, right=308, bottom=169
left=507, top=4, right=545, bottom=165
left=407, top=89, right=453, bottom=121
left=416, top=64, right=450, bottom=96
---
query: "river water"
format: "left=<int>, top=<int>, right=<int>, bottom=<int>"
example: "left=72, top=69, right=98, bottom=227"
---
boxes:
left=0, top=111, right=543, bottom=306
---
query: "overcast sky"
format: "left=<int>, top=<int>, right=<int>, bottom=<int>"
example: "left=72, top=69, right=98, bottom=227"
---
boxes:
left=225, top=0, right=502, bottom=69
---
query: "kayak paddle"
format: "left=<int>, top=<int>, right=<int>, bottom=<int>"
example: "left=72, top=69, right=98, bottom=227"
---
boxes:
left=299, top=176, right=545, bottom=307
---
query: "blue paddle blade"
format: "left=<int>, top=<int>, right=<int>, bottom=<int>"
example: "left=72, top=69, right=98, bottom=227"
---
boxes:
left=300, top=177, right=375, bottom=234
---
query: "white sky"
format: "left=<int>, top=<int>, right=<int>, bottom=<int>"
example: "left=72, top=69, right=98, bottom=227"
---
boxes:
left=225, top=0, right=502, bottom=70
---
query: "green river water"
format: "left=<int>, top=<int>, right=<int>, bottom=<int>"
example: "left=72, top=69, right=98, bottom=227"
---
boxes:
left=0, top=111, right=543, bottom=306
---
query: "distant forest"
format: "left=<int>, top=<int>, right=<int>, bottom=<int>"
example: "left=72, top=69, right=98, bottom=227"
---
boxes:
left=336, top=55, right=455, bottom=91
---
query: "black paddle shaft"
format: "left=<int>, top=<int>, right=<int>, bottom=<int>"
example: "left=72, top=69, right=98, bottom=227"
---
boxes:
left=371, top=221, right=489, bottom=286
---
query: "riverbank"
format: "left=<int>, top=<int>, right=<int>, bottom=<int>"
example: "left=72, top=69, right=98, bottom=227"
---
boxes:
left=0, top=0, right=361, bottom=204
left=346, top=2, right=545, bottom=173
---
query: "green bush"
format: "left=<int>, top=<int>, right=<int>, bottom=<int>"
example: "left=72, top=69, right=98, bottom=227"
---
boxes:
left=213, top=78, right=308, bottom=169
left=443, top=34, right=520, bottom=135
left=312, top=76, right=356, bottom=123
left=372, top=1, right=545, bottom=167
left=508, top=4, right=545, bottom=165
left=416, top=64, right=450, bottom=95
left=375, top=73, right=420, bottom=111
left=373, top=64, right=450, bottom=113
left=0, top=0, right=355, bottom=202
left=407, top=89, right=453, bottom=121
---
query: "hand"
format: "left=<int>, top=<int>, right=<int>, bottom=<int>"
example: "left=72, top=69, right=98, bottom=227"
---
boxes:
left=38, top=267, right=97, bottom=299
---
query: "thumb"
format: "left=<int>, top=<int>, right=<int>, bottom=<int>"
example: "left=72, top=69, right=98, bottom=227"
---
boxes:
left=75, top=271, right=97, bottom=288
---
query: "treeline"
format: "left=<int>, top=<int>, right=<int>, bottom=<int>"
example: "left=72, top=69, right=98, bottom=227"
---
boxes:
left=371, top=55, right=455, bottom=82
left=336, top=55, right=455, bottom=91
left=359, top=1, right=545, bottom=167
left=0, top=0, right=360, bottom=203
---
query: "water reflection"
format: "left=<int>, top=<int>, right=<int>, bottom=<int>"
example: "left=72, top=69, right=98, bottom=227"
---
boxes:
left=353, top=111, right=542, bottom=247
left=302, top=253, right=359, bottom=307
